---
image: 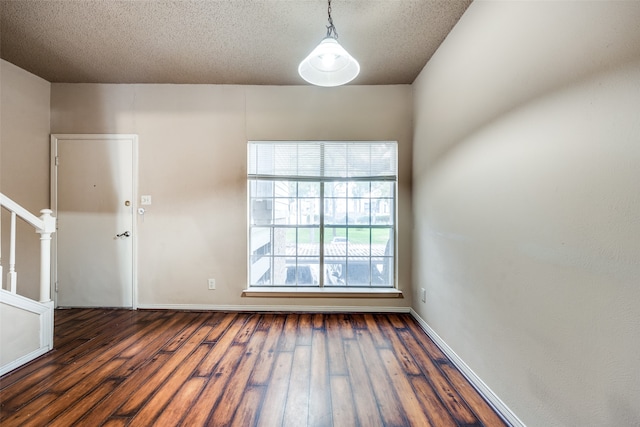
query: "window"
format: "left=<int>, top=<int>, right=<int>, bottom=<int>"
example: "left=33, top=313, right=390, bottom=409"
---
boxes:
left=248, top=141, right=397, bottom=288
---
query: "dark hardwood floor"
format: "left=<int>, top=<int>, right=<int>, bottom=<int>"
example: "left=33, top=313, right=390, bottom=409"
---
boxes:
left=0, top=309, right=507, bottom=426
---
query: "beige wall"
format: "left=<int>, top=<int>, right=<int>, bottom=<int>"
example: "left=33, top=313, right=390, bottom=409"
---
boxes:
left=51, top=84, right=413, bottom=309
left=1, top=60, right=51, bottom=300
left=412, top=1, right=640, bottom=426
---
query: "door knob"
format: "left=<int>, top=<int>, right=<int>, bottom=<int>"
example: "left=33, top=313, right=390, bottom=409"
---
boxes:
left=115, top=231, right=131, bottom=239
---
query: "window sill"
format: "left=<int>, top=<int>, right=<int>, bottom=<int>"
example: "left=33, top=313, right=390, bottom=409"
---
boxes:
left=242, top=287, right=403, bottom=298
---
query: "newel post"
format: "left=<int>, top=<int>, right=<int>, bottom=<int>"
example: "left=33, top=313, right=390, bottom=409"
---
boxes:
left=8, top=212, right=18, bottom=293
left=37, top=209, right=56, bottom=303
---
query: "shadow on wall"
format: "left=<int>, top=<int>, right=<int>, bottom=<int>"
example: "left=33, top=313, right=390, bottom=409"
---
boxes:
left=413, top=1, right=640, bottom=175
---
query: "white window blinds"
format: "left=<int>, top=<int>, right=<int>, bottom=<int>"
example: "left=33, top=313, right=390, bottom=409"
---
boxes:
left=248, top=141, right=397, bottom=180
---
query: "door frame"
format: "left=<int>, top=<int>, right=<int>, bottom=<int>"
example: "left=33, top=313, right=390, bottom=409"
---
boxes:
left=50, top=134, right=139, bottom=309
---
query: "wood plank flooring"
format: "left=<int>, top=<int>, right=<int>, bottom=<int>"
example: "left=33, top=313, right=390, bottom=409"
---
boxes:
left=0, top=309, right=508, bottom=426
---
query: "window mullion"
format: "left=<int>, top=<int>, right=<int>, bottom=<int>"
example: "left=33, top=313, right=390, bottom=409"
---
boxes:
left=319, top=172, right=325, bottom=287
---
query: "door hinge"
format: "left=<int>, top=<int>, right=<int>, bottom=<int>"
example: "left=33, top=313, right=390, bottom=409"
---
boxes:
left=55, top=282, right=59, bottom=292
left=55, top=156, right=59, bottom=166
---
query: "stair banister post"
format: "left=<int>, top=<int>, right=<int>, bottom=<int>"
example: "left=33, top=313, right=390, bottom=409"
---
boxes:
left=0, top=213, right=3, bottom=288
left=37, top=209, right=56, bottom=303
left=8, top=211, right=18, bottom=293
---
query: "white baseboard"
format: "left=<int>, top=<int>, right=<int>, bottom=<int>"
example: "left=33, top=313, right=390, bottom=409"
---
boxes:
left=136, top=303, right=411, bottom=313
left=0, top=346, right=50, bottom=377
left=409, top=309, right=525, bottom=427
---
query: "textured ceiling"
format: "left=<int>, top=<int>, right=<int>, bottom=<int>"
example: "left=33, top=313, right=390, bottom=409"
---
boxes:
left=0, top=0, right=471, bottom=85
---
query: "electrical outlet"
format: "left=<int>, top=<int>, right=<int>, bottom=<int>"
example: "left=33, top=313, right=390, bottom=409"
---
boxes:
left=421, top=288, right=426, bottom=303
left=208, top=278, right=216, bottom=290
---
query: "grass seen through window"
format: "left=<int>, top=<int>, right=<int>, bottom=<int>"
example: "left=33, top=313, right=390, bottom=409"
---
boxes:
left=287, top=228, right=389, bottom=245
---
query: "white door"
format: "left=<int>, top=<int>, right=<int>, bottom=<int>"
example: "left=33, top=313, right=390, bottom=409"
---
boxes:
left=52, top=134, right=137, bottom=308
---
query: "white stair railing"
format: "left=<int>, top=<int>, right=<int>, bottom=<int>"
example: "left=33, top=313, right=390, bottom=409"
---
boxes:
left=0, top=193, right=56, bottom=302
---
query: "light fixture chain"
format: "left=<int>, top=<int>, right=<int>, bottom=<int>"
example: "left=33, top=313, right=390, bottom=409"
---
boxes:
left=326, top=0, right=338, bottom=39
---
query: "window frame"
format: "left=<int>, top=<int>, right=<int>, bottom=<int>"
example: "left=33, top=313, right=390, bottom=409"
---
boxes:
left=247, top=141, right=398, bottom=292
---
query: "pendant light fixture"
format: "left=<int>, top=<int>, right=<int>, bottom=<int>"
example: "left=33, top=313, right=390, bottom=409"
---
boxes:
left=298, top=0, right=360, bottom=87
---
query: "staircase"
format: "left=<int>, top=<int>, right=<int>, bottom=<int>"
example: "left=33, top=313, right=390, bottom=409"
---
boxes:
left=0, top=193, right=56, bottom=376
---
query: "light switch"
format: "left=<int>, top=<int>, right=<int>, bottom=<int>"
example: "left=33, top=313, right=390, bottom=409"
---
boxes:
left=141, top=195, right=152, bottom=205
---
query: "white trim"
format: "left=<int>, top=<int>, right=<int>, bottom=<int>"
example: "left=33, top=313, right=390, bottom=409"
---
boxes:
left=50, top=135, right=58, bottom=307
left=40, top=300, right=54, bottom=351
left=242, top=287, right=403, bottom=298
left=131, top=138, right=139, bottom=310
left=409, top=309, right=525, bottom=427
left=137, top=303, right=411, bottom=313
left=0, top=346, right=50, bottom=377
left=0, top=289, right=50, bottom=314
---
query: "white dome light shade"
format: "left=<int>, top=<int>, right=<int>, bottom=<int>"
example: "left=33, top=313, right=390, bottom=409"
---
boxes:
left=298, top=37, right=360, bottom=87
